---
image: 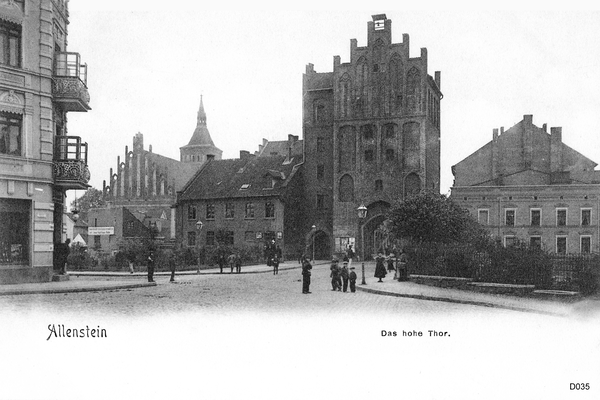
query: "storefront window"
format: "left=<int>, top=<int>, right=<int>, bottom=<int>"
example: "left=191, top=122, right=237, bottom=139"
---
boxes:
left=0, top=199, right=30, bottom=265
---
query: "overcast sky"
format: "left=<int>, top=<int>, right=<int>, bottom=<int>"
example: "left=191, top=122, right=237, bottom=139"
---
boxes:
left=65, top=4, right=600, bottom=200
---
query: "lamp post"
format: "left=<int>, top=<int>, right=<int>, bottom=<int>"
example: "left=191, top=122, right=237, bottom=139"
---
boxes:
left=357, top=204, right=368, bottom=285
left=196, top=220, right=203, bottom=274
left=311, top=225, right=316, bottom=261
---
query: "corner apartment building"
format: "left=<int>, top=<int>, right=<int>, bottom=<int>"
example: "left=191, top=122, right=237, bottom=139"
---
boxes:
left=0, top=0, right=91, bottom=283
left=451, top=115, right=600, bottom=254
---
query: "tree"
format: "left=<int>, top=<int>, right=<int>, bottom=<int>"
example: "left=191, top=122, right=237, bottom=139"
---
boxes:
left=387, top=191, right=487, bottom=245
left=70, top=187, right=106, bottom=222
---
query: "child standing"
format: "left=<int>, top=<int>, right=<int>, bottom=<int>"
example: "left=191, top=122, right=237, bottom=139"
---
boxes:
left=349, top=267, right=357, bottom=292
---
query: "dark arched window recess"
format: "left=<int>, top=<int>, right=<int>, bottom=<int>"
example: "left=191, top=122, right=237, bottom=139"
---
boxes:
left=339, top=174, right=355, bottom=202
left=404, top=173, right=421, bottom=198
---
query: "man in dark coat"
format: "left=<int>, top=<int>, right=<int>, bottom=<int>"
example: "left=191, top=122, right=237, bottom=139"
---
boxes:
left=340, top=262, right=350, bottom=292
left=59, top=239, right=71, bottom=275
left=301, top=255, right=312, bottom=294
left=147, top=250, right=155, bottom=283
left=169, top=252, right=176, bottom=282
left=330, top=259, right=340, bottom=291
left=349, top=267, right=357, bottom=292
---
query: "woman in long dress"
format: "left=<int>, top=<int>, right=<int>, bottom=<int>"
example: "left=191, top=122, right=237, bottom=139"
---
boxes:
left=374, top=253, right=387, bottom=282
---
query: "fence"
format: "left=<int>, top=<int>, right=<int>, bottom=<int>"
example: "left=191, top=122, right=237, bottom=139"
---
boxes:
left=406, top=245, right=599, bottom=293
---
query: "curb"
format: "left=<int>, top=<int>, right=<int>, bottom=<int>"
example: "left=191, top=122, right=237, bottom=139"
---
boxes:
left=355, top=285, right=566, bottom=317
left=0, top=282, right=157, bottom=296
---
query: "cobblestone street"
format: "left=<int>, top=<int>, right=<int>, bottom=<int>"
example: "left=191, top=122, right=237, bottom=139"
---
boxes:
left=1, top=263, right=533, bottom=318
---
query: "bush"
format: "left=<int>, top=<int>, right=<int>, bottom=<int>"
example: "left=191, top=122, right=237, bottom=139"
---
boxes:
left=66, top=244, right=95, bottom=270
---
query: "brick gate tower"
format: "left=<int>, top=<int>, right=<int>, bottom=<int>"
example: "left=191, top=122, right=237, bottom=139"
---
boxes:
left=302, top=14, right=442, bottom=259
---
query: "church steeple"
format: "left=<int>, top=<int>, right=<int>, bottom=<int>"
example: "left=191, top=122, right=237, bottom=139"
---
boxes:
left=180, top=95, right=223, bottom=163
left=197, top=95, right=206, bottom=125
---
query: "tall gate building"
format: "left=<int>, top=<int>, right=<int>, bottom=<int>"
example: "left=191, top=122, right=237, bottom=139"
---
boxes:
left=302, top=14, right=442, bottom=259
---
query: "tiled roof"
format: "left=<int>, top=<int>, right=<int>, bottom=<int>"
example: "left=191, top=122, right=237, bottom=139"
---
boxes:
left=179, top=155, right=302, bottom=201
left=257, top=139, right=303, bottom=157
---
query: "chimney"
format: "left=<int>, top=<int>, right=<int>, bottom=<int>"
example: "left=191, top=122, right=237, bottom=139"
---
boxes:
left=149, top=144, right=152, bottom=153
left=542, top=123, right=547, bottom=132
left=523, top=115, right=533, bottom=169
left=500, top=126, right=504, bottom=134
left=550, top=127, right=563, bottom=172
left=240, top=150, right=250, bottom=160
left=305, top=63, right=314, bottom=74
left=493, top=128, right=498, bottom=141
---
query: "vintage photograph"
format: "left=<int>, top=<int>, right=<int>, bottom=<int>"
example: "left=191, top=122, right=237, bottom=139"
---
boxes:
left=0, top=2, right=599, bottom=399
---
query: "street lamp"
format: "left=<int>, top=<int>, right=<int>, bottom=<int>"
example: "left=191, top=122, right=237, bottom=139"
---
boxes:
left=196, top=220, right=203, bottom=274
left=357, top=204, right=368, bottom=285
left=311, top=225, right=316, bottom=261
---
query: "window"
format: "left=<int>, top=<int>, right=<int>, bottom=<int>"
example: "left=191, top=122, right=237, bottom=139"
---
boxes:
left=224, top=231, right=234, bottom=246
left=187, top=231, right=196, bottom=247
left=0, top=113, right=22, bottom=156
left=187, top=205, right=197, bottom=220
left=0, top=199, right=30, bottom=265
left=127, top=221, right=134, bottom=230
left=581, top=208, right=591, bottom=226
left=362, top=125, right=374, bottom=140
left=364, top=149, right=374, bottom=162
left=581, top=236, right=591, bottom=253
left=245, top=231, right=255, bottom=242
left=206, top=203, right=215, bottom=220
left=530, top=209, right=541, bottom=227
left=385, top=149, right=394, bottom=161
left=313, top=103, right=325, bottom=124
left=556, top=236, right=567, bottom=254
left=505, top=209, right=515, bottom=227
left=504, top=236, right=516, bottom=247
left=317, top=137, right=325, bottom=152
left=0, top=21, right=21, bottom=68
left=556, top=208, right=567, bottom=226
left=94, top=235, right=101, bottom=249
left=225, top=202, right=234, bottom=219
left=375, top=180, right=383, bottom=191
left=245, top=202, right=255, bottom=219
left=316, top=194, right=325, bottom=210
left=206, top=231, right=215, bottom=246
left=316, top=164, right=324, bottom=180
left=383, top=124, right=395, bottom=139
left=530, top=236, right=541, bottom=249
left=372, top=64, right=379, bottom=72
left=478, top=209, right=489, bottom=225
left=265, top=201, right=275, bottom=218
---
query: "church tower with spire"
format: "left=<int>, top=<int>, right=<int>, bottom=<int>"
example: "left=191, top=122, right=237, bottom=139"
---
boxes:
left=180, top=96, right=223, bottom=163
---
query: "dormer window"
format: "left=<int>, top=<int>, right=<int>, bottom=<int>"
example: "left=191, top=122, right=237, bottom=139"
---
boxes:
left=240, top=183, right=251, bottom=190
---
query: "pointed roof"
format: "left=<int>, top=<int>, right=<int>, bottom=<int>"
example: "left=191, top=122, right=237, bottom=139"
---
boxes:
left=185, top=95, right=216, bottom=147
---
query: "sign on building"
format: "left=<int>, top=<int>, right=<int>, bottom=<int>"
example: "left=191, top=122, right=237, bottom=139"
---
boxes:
left=88, top=227, right=115, bottom=236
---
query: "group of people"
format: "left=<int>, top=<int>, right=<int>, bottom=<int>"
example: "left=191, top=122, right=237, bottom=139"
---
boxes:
left=374, top=250, right=408, bottom=282
left=329, top=258, right=358, bottom=293
left=217, top=252, right=242, bottom=274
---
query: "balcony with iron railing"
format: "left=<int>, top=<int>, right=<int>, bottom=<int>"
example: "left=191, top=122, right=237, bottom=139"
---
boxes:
left=53, top=136, right=91, bottom=190
left=52, top=52, right=91, bottom=112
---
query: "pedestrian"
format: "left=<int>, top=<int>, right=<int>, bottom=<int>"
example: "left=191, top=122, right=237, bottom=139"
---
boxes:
left=374, top=252, right=387, bottom=282
left=301, top=255, right=312, bottom=294
left=395, top=249, right=408, bottom=281
left=169, top=252, right=176, bottom=282
left=218, top=252, right=226, bottom=274
left=387, top=253, right=396, bottom=274
left=349, top=267, right=357, bottom=292
left=127, top=249, right=135, bottom=274
left=346, top=244, right=355, bottom=268
left=59, top=239, right=71, bottom=275
left=147, top=250, right=155, bottom=283
left=330, top=258, right=341, bottom=291
left=227, top=253, right=236, bottom=274
left=272, top=245, right=282, bottom=275
left=340, top=261, right=349, bottom=292
left=235, top=253, right=242, bottom=274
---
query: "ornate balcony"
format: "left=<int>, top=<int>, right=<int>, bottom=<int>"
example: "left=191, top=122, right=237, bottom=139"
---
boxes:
left=52, top=52, right=91, bottom=112
left=53, top=136, right=91, bottom=190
